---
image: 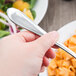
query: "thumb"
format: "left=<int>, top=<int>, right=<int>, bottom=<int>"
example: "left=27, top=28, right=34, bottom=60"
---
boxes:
left=33, top=31, right=59, bottom=55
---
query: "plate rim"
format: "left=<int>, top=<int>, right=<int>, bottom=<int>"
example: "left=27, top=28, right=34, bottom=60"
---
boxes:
left=33, top=0, right=49, bottom=24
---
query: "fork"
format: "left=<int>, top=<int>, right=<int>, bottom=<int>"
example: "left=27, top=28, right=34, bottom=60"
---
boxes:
left=7, top=8, right=76, bottom=59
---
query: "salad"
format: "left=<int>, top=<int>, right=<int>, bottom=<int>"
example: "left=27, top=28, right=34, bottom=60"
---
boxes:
left=0, top=0, right=37, bottom=38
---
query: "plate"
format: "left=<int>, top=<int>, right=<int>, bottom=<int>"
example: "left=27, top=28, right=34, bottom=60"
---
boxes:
left=39, top=20, right=76, bottom=76
left=33, top=0, right=48, bottom=24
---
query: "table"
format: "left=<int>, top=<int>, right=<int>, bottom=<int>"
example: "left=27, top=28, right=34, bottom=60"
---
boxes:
left=39, top=0, right=76, bottom=32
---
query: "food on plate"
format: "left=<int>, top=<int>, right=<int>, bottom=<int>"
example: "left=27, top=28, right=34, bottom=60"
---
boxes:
left=0, top=9, right=3, bottom=13
left=0, top=0, right=37, bottom=38
left=48, top=35, right=76, bottom=76
left=23, top=9, right=34, bottom=20
left=0, top=30, right=10, bottom=38
left=13, top=1, right=30, bottom=11
left=0, top=0, right=36, bottom=19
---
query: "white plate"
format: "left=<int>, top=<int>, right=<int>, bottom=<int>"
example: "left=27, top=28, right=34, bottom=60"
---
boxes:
left=33, top=0, right=48, bottom=24
left=39, top=20, right=76, bottom=76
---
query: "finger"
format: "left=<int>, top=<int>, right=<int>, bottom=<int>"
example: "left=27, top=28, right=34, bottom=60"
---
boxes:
left=52, top=45, right=59, bottom=49
left=17, top=31, right=39, bottom=42
left=40, top=66, right=45, bottom=73
left=45, top=48, right=56, bottom=59
left=43, top=56, right=49, bottom=67
left=33, top=31, right=59, bottom=56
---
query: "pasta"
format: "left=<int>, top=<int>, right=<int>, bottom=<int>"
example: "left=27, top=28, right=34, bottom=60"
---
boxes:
left=48, top=35, right=76, bottom=76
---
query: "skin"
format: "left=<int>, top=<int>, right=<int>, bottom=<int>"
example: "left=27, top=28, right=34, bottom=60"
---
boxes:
left=0, top=31, right=59, bottom=76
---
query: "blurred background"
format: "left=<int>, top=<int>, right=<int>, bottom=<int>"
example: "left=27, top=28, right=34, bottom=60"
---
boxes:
left=40, top=0, right=76, bottom=32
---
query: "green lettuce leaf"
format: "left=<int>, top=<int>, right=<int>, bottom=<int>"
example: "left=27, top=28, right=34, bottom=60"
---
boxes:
left=0, top=0, right=5, bottom=4
left=0, top=0, right=13, bottom=12
left=0, top=17, right=9, bottom=30
left=0, top=30, right=10, bottom=38
left=23, top=0, right=30, bottom=2
left=30, top=0, right=36, bottom=9
left=2, top=3, right=13, bottom=12
left=31, top=10, right=36, bottom=19
left=0, top=22, right=6, bottom=30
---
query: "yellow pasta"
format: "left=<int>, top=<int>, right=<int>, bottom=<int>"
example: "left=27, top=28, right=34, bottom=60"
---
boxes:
left=71, top=59, right=76, bottom=68
left=62, top=61, right=70, bottom=68
left=69, top=71, right=75, bottom=76
left=48, top=67, right=56, bottom=76
left=69, top=66, right=75, bottom=72
left=48, top=35, right=76, bottom=76
left=56, top=67, right=69, bottom=76
left=49, top=59, right=57, bottom=69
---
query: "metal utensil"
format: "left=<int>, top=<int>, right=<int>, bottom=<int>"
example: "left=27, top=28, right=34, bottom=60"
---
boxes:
left=7, top=8, right=76, bottom=58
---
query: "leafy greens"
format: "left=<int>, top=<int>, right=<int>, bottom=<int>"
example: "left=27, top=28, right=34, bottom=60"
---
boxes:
left=0, top=30, right=10, bottom=38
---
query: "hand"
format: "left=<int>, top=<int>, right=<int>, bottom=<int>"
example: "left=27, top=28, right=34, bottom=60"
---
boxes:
left=0, top=31, right=58, bottom=76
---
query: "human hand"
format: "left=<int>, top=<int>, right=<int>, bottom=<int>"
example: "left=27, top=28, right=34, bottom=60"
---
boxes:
left=0, top=31, right=59, bottom=76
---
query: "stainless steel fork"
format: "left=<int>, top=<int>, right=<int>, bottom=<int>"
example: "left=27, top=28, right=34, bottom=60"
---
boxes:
left=7, top=8, right=76, bottom=59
